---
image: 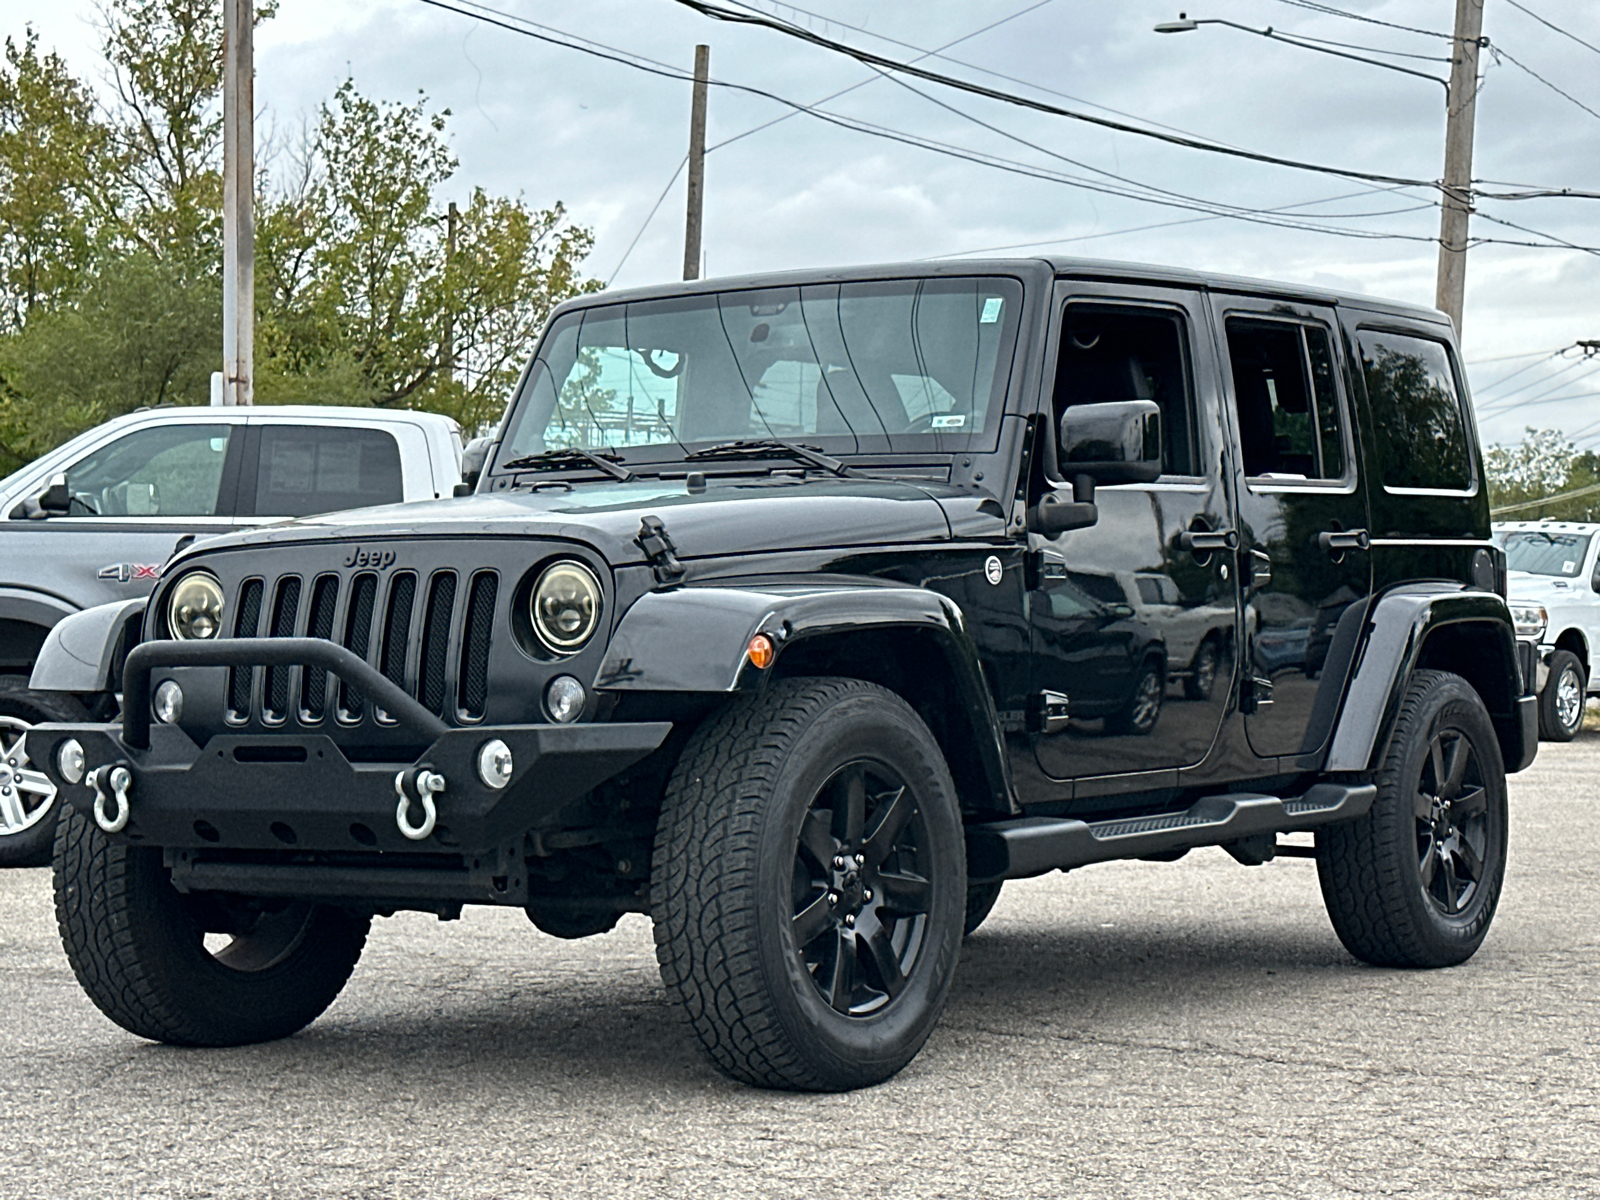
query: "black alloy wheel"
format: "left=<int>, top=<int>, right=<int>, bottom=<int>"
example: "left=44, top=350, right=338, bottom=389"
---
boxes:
left=791, top=761, right=932, bottom=1016
left=1317, top=669, right=1508, bottom=968
left=1414, top=728, right=1491, bottom=917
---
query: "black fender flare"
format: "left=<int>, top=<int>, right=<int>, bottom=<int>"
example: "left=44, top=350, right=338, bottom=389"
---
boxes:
left=596, top=580, right=1017, bottom=813
left=1325, top=585, right=1534, bottom=774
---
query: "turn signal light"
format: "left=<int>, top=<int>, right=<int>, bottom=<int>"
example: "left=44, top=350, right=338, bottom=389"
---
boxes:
left=747, top=634, right=775, bottom=670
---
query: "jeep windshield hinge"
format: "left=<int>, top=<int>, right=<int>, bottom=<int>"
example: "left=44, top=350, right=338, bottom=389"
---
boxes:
left=636, top=515, right=686, bottom=584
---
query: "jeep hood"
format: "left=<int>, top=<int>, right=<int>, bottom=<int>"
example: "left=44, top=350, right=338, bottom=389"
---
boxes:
left=176, top=475, right=982, bottom=567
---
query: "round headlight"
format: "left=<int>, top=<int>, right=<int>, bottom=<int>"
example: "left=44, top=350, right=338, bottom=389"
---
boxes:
left=530, top=561, right=602, bottom=654
left=167, top=572, right=225, bottom=640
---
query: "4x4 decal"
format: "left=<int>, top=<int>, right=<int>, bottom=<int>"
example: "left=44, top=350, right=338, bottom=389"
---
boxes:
left=97, top=563, right=160, bottom=584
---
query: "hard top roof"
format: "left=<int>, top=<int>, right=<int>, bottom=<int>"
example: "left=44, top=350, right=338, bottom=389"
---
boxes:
left=567, top=255, right=1448, bottom=327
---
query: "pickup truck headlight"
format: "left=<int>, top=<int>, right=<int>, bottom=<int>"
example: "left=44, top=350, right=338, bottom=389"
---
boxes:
left=167, top=572, right=225, bottom=640
left=530, top=560, right=602, bottom=653
left=1508, top=602, right=1548, bottom=641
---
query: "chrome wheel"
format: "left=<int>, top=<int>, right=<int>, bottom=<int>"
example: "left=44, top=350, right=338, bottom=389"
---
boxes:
left=0, top=716, right=58, bottom=839
left=1555, top=663, right=1584, bottom=734
left=1414, top=728, right=1490, bottom=917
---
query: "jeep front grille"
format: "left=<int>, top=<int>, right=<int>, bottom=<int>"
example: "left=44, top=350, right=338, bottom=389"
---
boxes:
left=223, top=568, right=498, bottom=727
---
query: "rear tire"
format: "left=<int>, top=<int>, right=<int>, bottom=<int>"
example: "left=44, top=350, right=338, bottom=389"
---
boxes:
left=54, top=805, right=369, bottom=1045
left=0, top=678, right=87, bottom=868
left=1538, top=649, right=1584, bottom=741
left=1316, top=670, right=1507, bottom=969
left=651, top=677, right=965, bottom=1091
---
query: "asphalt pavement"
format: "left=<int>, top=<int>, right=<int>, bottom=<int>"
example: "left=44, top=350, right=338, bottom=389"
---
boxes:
left=4, top=739, right=1599, bottom=1199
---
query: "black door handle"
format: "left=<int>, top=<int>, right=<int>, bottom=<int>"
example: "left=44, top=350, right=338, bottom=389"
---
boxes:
left=1318, top=528, right=1370, bottom=555
left=1180, top=528, right=1239, bottom=555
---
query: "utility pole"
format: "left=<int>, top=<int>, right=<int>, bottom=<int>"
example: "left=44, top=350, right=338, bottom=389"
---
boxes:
left=443, top=201, right=458, bottom=384
left=1435, top=0, right=1485, bottom=336
left=221, top=0, right=254, bottom=405
left=683, top=44, right=709, bottom=282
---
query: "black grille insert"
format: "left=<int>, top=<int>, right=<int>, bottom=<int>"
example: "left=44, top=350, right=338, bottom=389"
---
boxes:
left=301, top=574, right=340, bottom=719
left=419, top=571, right=458, bottom=716
left=340, top=573, right=378, bottom=719
left=262, top=576, right=302, bottom=721
left=228, top=578, right=265, bottom=718
left=459, top=571, right=497, bottom=720
left=378, top=572, right=418, bottom=719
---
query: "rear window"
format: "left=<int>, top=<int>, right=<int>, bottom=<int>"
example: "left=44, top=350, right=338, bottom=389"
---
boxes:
left=1357, top=330, right=1472, bottom=492
left=251, top=426, right=404, bottom=517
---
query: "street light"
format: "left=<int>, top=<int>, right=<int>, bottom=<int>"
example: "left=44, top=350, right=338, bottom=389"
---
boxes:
left=1152, top=13, right=1449, bottom=93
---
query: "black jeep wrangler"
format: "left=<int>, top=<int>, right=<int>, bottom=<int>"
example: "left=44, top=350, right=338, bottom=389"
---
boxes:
left=29, top=259, right=1536, bottom=1092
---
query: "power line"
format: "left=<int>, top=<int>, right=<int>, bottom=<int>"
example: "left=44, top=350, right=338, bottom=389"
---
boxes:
left=420, top=0, right=1600, bottom=258
left=1504, top=0, right=1600, bottom=57
left=1269, top=0, right=1454, bottom=42
left=1487, top=43, right=1600, bottom=122
left=666, top=0, right=1600, bottom=204
left=1492, top=479, right=1600, bottom=516
left=1467, top=346, right=1566, bottom=364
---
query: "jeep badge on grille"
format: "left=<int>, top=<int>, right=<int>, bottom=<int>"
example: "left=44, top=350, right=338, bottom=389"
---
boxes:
left=343, top=548, right=397, bottom=569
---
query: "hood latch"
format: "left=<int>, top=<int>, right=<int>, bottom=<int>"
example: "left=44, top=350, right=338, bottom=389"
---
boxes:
left=636, top=515, right=686, bottom=584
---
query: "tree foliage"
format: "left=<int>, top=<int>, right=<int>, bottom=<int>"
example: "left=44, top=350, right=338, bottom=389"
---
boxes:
left=0, top=0, right=598, bottom=474
left=1485, top=428, right=1600, bottom=521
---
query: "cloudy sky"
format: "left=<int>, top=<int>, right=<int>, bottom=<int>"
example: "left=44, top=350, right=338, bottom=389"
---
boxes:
left=5, top=0, right=1598, bottom=450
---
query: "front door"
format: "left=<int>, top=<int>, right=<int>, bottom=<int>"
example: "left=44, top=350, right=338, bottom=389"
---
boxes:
left=1030, top=283, right=1241, bottom=783
left=1210, top=295, right=1372, bottom=762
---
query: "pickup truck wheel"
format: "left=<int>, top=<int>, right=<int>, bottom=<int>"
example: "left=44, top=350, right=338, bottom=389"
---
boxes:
left=53, top=805, right=369, bottom=1045
left=1316, top=669, right=1507, bottom=969
left=651, top=677, right=965, bottom=1091
left=1538, top=650, right=1585, bottom=741
left=1108, top=657, right=1164, bottom=735
left=1184, top=638, right=1220, bottom=702
left=964, top=881, right=1004, bottom=936
left=0, top=679, right=87, bottom=868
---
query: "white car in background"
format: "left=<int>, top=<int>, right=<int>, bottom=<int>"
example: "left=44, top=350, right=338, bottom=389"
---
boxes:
left=1495, top=520, right=1600, bottom=741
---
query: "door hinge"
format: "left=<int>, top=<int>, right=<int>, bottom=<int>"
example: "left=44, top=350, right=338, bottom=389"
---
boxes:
left=1027, top=689, right=1071, bottom=734
left=1024, top=548, right=1045, bottom=592
left=1242, top=674, right=1274, bottom=713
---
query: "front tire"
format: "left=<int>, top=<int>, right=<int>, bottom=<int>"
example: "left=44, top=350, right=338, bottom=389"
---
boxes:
left=54, top=805, right=369, bottom=1045
left=0, top=678, right=86, bottom=868
left=1538, top=649, right=1585, bottom=741
left=1316, top=670, right=1508, bottom=968
left=651, top=677, right=965, bottom=1091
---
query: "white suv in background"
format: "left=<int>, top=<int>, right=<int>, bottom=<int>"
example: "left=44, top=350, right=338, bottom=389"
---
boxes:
left=1495, top=520, right=1600, bottom=741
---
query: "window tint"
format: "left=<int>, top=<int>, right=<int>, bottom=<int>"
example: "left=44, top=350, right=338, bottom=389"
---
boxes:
left=63, top=424, right=231, bottom=517
left=1055, top=306, right=1198, bottom=477
left=1357, top=330, right=1471, bottom=491
left=1225, top=319, right=1347, bottom=481
left=252, top=426, right=403, bottom=517
left=504, top=277, right=1024, bottom=459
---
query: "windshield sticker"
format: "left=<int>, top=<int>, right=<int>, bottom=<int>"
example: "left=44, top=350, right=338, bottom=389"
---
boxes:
left=980, top=297, right=1003, bottom=324
left=930, top=414, right=967, bottom=429
left=1564, top=561, right=1576, bottom=573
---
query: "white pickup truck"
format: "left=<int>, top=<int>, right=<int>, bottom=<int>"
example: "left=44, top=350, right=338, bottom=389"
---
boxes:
left=1495, top=520, right=1600, bottom=742
left=0, top=405, right=471, bottom=865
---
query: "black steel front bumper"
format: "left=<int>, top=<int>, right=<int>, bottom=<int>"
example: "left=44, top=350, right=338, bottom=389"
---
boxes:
left=29, top=638, right=672, bottom=861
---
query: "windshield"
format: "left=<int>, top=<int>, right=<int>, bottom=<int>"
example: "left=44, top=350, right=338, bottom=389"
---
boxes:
left=1503, top=531, right=1593, bottom=577
left=496, top=276, right=1024, bottom=468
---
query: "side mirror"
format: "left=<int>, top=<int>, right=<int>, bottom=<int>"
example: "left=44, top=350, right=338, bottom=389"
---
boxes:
left=456, top=437, right=492, bottom=497
left=38, top=474, right=70, bottom=516
left=1060, top=400, right=1163, bottom=485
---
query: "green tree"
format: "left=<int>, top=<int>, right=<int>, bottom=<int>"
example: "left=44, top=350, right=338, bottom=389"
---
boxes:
left=0, top=32, right=109, bottom=327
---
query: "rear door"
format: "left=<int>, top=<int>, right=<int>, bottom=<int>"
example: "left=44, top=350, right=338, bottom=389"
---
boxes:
left=1210, top=294, right=1372, bottom=762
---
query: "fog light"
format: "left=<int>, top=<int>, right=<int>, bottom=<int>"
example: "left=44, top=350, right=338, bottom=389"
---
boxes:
left=153, top=680, right=184, bottom=724
left=477, top=739, right=514, bottom=789
left=545, top=675, right=586, bottom=723
left=57, top=738, right=85, bottom=785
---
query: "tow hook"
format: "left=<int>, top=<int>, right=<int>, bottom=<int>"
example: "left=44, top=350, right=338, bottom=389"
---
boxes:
left=394, top=767, right=446, bottom=841
left=87, top=764, right=133, bottom=834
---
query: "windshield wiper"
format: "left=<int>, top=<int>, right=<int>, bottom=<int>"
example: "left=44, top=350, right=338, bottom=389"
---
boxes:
left=500, top=447, right=635, bottom=482
left=684, top=438, right=854, bottom=477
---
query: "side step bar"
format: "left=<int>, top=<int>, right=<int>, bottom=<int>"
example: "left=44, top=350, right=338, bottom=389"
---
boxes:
left=966, top=782, right=1376, bottom=884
